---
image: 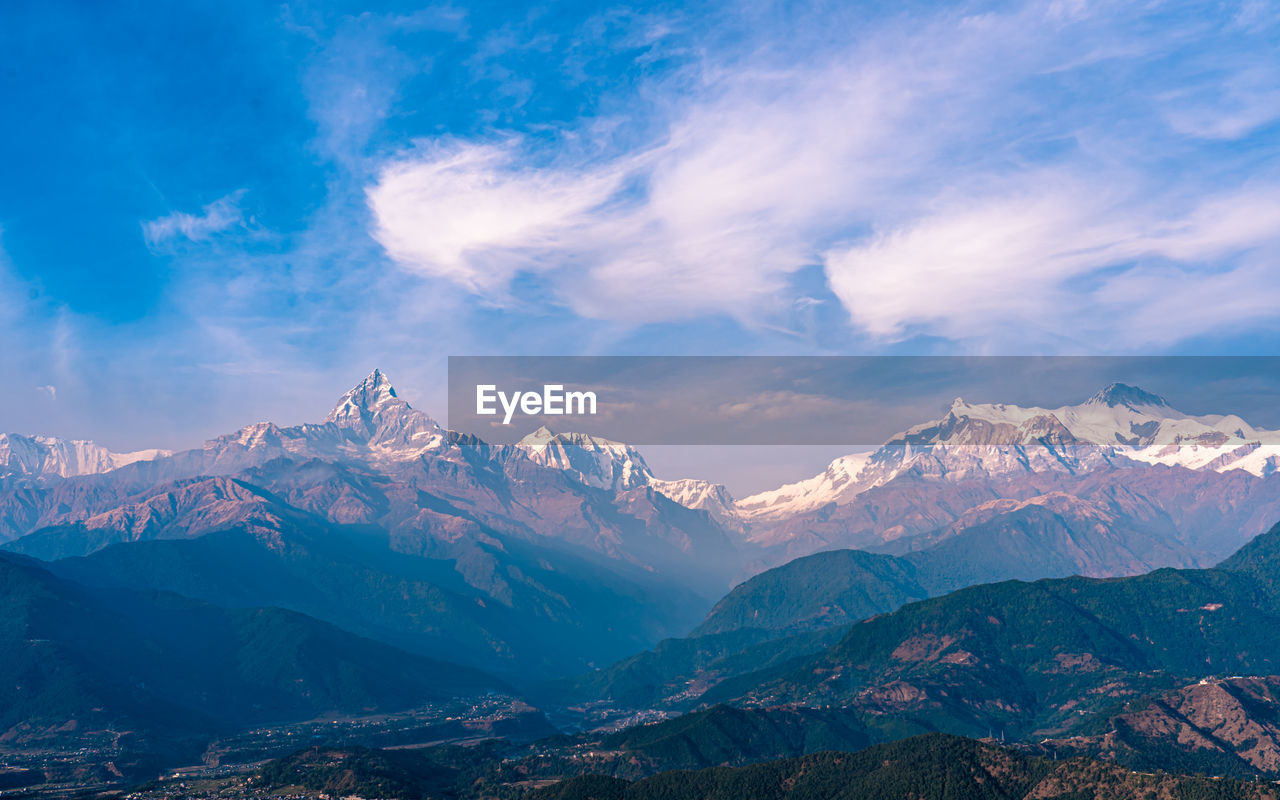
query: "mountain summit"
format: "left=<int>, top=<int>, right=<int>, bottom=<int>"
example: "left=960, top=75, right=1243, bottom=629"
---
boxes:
left=739, top=382, right=1280, bottom=522
left=326, top=368, right=402, bottom=428
left=0, top=434, right=169, bottom=479
left=322, top=369, right=443, bottom=453
left=1086, top=382, right=1170, bottom=409
left=191, top=370, right=444, bottom=471
left=519, top=426, right=655, bottom=490
left=517, top=426, right=739, bottom=526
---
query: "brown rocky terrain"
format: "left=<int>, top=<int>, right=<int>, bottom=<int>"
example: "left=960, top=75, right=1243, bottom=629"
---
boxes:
left=1052, top=676, right=1280, bottom=777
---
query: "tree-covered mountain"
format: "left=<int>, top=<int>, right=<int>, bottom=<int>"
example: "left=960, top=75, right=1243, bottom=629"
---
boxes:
left=42, top=506, right=701, bottom=681
left=0, top=550, right=501, bottom=753
left=712, top=524, right=1280, bottom=742
left=1048, top=676, right=1280, bottom=778
left=251, top=731, right=1280, bottom=800
left=591, top=705, right=873, bottom=771
left=534, top=734, right=1280, bottom=800
left=247, top=730, right=1280, bottom=800
left=692, top=549, right=927, bottom=637
left=554, top=500, right=1247, bottom=710
left=255, top=743, right=503, bottom=800
left=686, top=496, right=1182, bottom=643
left=688, top=488, right=1232, bottom=641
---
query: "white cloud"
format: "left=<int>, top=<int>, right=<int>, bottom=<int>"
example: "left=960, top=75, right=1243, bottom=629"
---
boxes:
left=367, top=47, right=929, bottom=321
left=369, top=142, right=625, bottom=293
left=1161, top=64, right=1280, bottom=141
left=142, top=190, right=246, bottom=248
left=363, top=0, right=1280, bottom=344
left=823, top=176, right=1280, bottom=345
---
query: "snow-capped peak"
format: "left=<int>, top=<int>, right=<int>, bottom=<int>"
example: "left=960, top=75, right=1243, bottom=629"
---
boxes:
left=1085, top=382, right=1170, bottom=410
left=197, top=369, right=444, bottom=469
left=519, top=425, right=561, bottom=449
left=325, top=369, right=444, bottom=453
left=0, top=432, right=170, bottom=479
left=735, top=451, right=872, bottom=520
left=325, top=368, right=401, bottom=427
left=739, top=383, right=1280, bottom=521
left=5, top=370, right=448, bottom=481
left=518, top=426, right=654, bottom=490
left=516, top=427, right=740, bottom=526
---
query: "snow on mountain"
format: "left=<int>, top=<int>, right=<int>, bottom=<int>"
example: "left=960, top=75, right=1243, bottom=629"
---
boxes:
left=734, top=452, right=873, bottom=520
left=2, top=370, right=446, bottom=482
left=738, top=383, right=1280, bottom=520
left=324, top=368, right=445, bottom=453
left=14, top=374, right=1273, bottom=533
left=1, top=369, right=735, bottom=525
left=647, top=477, right=740, bottom=528
left=518, top=426, right=738, bottom=526
left=518, top=426, right=655, bottom=490
left=200, top=369, right=446, bottom=468
left=0, top=433, right=169, bottom=479
left=326, top=367, right=403, bottom=427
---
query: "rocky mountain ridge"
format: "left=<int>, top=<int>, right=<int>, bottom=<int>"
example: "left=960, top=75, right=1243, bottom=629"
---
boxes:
left=739, top=382, right=1280, bottom=522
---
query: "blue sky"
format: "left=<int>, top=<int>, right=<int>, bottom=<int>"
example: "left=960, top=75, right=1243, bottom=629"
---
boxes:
left=3, top=0, right=1280, bottom=454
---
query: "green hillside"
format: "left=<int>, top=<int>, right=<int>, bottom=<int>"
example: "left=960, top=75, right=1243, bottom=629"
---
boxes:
left=595, top=705, right=873, bottom=771
left=534, top=733, right=1280, bottom=800
left=0, top=550, right=501, bottom=749
left=715, top=523, right=1280, bottom=740
left=692, top=549, right=928, bottom=637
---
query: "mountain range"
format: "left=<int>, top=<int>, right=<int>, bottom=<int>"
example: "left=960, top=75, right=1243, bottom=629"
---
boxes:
left=0, top=372, right=747, bottom=681
left=8, top=370, right=1280, bottom=789
left=0, top=433, right=167, bottom=479
left=9, top=374, right=1280, bottom=583
left=739, top=382, right=1280, bottom=521
left=733, top=384, right=1280, bottom=572
left=6, top=373, right=1280, bottom=692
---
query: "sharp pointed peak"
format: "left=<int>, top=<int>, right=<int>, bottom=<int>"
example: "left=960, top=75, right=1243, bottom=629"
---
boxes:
left=359, top=368, right=396, bottom=395
left=1086, top=382, right=1169, bottom=409
left=517, top=425, right=559, bottom=448
left=325, top=369, right=406, bottom=425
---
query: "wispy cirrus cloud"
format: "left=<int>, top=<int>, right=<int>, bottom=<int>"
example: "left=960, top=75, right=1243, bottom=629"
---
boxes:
left=369, top=142, right=626, bottom=294
left=824, top=174, right=1280, bottom=346
left=10, top=0, right=1280, bottom=464
left=366, top=39, right=927, bottom=322
left=364, top=0, right=1280, bottom=345
left=142, top=190, right=247, bottom=249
